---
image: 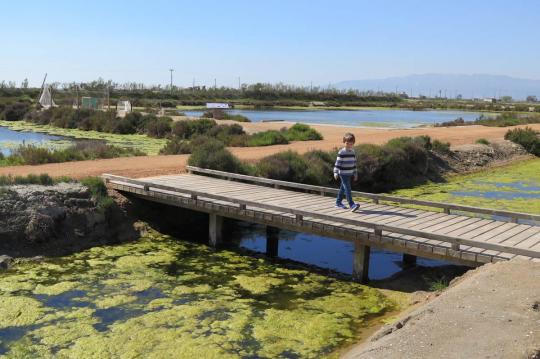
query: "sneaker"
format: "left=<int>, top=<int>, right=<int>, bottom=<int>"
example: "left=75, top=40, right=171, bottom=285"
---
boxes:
left=350, top=203, right=360, bottom=212
left=335, top=203, right=347, bottom=209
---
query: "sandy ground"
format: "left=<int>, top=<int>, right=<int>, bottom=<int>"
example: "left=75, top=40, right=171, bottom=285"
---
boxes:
left=343, top=260, right=540, bottom=359
left=1, top=122, right=539, bottom=179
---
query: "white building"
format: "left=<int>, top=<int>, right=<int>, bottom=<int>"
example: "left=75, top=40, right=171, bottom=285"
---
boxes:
left=116, top=100, right=132, bottom=117
left=206, top=103, right=230, bottom=109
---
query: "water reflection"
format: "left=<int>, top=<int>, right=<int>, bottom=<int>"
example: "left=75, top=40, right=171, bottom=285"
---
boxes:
left=232, top=222, right=446, bottom=280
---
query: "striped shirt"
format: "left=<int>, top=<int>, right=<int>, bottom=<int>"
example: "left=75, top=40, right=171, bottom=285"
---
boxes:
left=333, top=147, right=357, bottom=176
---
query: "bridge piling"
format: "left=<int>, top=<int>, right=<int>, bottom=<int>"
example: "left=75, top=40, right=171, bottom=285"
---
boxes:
left=266, top=226, right=280, bottom=258
left=403, top=253, right=417, bottom=268
left=209, top=213, right=223, bottom=247
left=353, top=241, right=371, bottom=283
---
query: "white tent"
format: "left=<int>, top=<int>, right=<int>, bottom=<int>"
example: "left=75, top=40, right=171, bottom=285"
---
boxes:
left=39, top=85, right=56, bottom=109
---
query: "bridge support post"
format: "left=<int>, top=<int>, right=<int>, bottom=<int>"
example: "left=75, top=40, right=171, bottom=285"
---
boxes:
left=403, top=253, right=417, bottom=268
left=209, top=213, right=223, bottom=247
left=352, top=241, right=370, bottom=283
left=266, top=226, right=280, bottom=258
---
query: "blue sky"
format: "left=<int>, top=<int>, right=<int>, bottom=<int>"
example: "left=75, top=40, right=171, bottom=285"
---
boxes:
left=1, top=0, right=539, bottom=87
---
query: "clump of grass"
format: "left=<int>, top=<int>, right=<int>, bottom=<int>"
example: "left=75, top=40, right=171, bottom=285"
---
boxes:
left=80, top=176, right=116, bottom=212
left=422, top=274, right=449, bottom=291
left=1, top=142, right=145, bottom=167
left=432, top=139, right=451, bottom=154
left=0, top=173, right=54, bottom=186
left=475, top=138, right=490, bottom=145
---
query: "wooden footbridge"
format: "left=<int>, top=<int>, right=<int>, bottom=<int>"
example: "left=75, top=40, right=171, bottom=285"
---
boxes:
left=103, top=166, right=540, bottom=282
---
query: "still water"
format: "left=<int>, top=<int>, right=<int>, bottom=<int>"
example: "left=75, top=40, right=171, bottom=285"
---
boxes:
left=0, top=126, right=65, bottom=156
left=183, top=108, right=484, bottom=128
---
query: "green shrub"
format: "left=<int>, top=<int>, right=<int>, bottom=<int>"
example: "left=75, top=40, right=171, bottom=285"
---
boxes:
left=187, top=137, right=247, bottom=173
left=283, top=123, right=323, bottom=141
left=247, top=130, right=289, bottom=146
left=302, top=150, right=334, bottom=185
left=504, top=127, right=540, bottom=156
left=475, top=138, right=490, bottom=145
left=255, top=151, right=310, bottom=183
left=0, top=102, right=30, bottom=121
left=159, top=139, right=192, bottom=155
left=80, top=176, right=116, bottom=213
left=172, top=119, right=217, bottom=139
left=432, top=140, right=451, bottom=154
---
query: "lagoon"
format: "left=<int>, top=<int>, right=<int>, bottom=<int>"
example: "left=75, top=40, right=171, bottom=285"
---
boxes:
left=0, top=126, right=66, bottom=156
left=183, top=108, right=485, bottom=128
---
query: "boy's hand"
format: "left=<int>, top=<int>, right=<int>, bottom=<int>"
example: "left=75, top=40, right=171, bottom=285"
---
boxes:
left=354, top=175, right=358, bottom=182
left=334, top=173, right=339, bottom=180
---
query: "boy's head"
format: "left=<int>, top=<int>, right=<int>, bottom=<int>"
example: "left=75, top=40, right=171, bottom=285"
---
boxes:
left=343, top=133, right=355, bottom=149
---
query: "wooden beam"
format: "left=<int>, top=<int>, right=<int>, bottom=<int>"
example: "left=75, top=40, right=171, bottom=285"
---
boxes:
left=403, top=253, right=417, bottom=268
left=209, top=213, right=223, bottom=247
left=353, top=241, right=370, bottom=283
left=266, top=226, right=280, bottom=258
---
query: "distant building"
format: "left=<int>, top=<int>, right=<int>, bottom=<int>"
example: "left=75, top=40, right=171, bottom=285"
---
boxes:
left=117, top=100, right=132, bottom=117
left=81, top=97, right=100, bottom=110
left=206, top=103, right=231, bottom=109
left=309, top=101, right=326, bottom=107
left=483, top=98, right=497, bottom=103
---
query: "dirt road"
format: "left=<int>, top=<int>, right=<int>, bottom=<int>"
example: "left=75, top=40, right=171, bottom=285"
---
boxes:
left=1, top=123, right=539, bottom=179
left=343, top=260, right=540, bottom=359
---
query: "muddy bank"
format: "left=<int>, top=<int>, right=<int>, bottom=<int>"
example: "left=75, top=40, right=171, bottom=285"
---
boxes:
left=344, top=259, right=540, bottom=359
left=0, top=183, right=137, bottom=258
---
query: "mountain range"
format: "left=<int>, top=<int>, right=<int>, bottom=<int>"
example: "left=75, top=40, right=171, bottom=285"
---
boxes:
left=334, top=74, right=540, bottom=100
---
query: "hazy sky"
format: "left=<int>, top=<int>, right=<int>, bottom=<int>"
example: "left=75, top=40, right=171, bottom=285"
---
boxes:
left=1, top=0, right=539, bottom=87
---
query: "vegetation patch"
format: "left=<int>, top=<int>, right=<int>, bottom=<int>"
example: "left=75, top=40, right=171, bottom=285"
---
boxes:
left=504, top=127, right=540, bottom=156
left=392, top=158, right=540, bottom=214
left=0, top=230, right=394, bottom=358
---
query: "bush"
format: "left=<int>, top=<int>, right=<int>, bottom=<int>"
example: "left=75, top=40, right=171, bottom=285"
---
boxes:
left=505, top=127, right=540, bottom=156
left=255, top=151, right=310, bottom=183
left=0, top=102, right=30, bottom=121
left=476, top=138, right=490, bottom=145
left=145, top=117, right=173, bottom=138
left=80, top=176, right=116, bottom=213
left=187, top=136, right=247, bottom=173
left=432, top=140, right=451, bottom=154
left=159, top=139, right=192, bottom=155
left=283, top=123, right=323, bottom=141
left=172, top=119, right=217, bottom=139
left=247, top=130, right=289, bottom=146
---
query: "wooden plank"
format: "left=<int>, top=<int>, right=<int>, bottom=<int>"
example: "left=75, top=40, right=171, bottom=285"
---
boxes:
left=105, top=175, right=540, bottom=259
left=185, top=167, right=540, bottom=222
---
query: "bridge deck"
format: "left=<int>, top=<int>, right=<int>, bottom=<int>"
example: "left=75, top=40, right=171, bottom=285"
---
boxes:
left=105, top=173, right=540, bottom=267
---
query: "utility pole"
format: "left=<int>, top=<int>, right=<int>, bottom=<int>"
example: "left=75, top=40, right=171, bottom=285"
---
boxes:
left=238, top=77, right=241, bottom=90
left=214, top=78, right=216, bottom=89
left=169, top=69, right=174, bottom=94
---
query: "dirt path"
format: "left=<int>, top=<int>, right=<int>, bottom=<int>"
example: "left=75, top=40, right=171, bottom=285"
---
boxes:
left=1, top=123, right=539, bottom=179
left=343, top=260, right=540, bottom=359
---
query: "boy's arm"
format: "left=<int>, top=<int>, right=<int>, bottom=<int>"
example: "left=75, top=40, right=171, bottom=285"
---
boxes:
left=333, top=150, right=342, bottom=179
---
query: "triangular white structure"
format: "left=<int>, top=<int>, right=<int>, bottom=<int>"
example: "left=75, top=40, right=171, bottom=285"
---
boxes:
left=39, top=85, right=56, bottom=109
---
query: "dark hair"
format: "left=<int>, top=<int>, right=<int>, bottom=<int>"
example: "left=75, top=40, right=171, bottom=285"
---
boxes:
left=343, top=133, right=355, bottom=143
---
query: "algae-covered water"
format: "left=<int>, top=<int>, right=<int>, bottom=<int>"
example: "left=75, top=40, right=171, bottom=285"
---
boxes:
left=392, top=158, right=540, bottom=216
left=0, top=229, right=394, bottom=358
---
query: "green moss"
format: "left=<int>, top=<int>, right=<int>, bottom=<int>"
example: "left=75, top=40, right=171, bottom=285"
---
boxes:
left=95, top=294, right=138, bottom=309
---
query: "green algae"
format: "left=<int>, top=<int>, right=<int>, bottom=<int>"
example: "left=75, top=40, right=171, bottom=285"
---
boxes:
left=0, top=231, right=394, bottom=358
left=0, top=297, right=44, bottom=328
left=392, top=158, right=540, bottom=214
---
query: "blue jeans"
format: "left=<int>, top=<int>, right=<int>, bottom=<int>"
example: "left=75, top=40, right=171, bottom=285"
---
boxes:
left=336, top=174, right=354, bottom=207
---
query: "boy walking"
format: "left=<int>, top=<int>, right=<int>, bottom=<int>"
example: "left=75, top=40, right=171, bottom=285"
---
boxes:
left=334, top=133, right=360, bottom=212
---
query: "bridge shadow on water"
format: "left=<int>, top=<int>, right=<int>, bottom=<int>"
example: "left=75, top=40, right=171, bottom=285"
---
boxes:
left=127, top=195, right=467, bottom=291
